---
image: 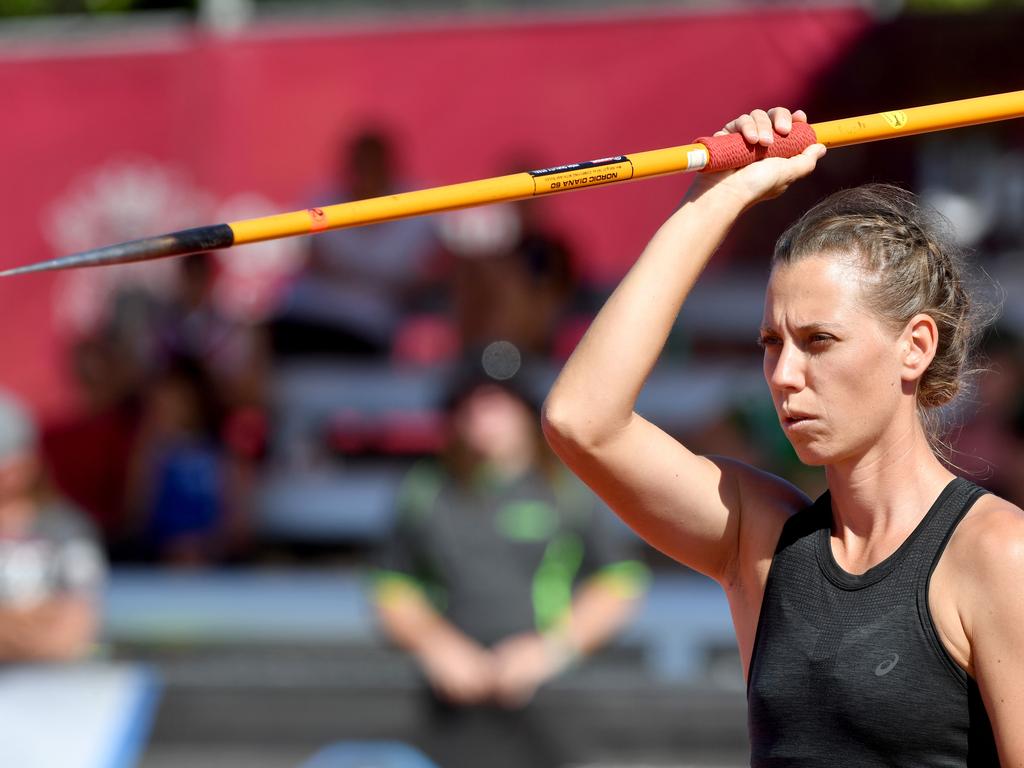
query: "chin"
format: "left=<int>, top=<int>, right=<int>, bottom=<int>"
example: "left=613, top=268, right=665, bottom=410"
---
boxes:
left=789, top=432, right=874, bottom=469
left=786, top=436, right=839, bottom=467
left=793, top=448, right=828, bottom=467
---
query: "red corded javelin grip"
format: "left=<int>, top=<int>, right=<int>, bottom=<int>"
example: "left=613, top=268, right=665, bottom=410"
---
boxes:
left=696, top=122, right=819, bottom=173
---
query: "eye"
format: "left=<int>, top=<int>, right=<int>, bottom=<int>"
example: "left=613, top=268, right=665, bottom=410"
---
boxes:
left=757, top=333, right=781, bottom=349
left=807, top=333, right=836, bottom=349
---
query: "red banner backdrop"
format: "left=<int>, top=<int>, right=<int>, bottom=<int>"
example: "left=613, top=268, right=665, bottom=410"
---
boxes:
left=0, top=7, right=869, bottom=418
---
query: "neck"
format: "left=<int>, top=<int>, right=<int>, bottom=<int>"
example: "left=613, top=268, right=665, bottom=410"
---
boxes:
left=486, top=450, right=535, bottom=483
left=824, top=417, right=954, bottom=545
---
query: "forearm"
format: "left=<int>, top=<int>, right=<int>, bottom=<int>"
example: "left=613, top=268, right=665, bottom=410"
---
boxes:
left=0, top=598, right=98, bottom=661
left=376, top=590, right=482, bottom=661
left=543, top=182, right=748, bottom=443
left=555, top=579, right=643, bottom=657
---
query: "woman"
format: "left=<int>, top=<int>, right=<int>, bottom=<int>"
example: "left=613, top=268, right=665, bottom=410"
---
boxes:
left=542, top=107, right=1022, bottom=764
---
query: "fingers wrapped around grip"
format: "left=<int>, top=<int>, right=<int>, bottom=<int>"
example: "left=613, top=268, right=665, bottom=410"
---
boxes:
left=696, top=122, right=818, bottom=173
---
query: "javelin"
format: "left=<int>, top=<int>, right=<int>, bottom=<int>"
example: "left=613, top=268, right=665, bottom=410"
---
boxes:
left=4, top=90, right=1024, bottom=277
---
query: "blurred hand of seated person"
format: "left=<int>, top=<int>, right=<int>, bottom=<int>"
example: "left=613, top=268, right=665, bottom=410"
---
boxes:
left=0, top=392, right=107, bottom=662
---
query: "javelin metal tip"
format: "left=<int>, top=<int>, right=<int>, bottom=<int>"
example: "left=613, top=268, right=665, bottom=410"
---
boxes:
left=0, top=224, right=235, bottom=277
left=0, top=262, right=55, bottom=277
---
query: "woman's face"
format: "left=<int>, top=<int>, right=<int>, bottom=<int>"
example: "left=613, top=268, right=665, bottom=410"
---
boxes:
left=761, top=255, right=912, bottom=466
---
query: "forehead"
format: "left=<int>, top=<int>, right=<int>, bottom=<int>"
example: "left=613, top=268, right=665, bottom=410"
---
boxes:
left=763, top=255, right=869, bottom=325
left=454, top=383, right=530, bottom=412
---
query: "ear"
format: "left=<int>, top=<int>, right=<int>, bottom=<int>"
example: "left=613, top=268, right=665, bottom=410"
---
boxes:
left=899, top=313, right=938, bottom=384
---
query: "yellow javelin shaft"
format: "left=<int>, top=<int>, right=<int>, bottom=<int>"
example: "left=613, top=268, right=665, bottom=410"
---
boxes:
left=228, top=145, right=707, bottom=245
left=4, top=89, right=1024, bottom=276
left=813, top=89, right=1024, bottom=147
left=230, top=89, right=1024, bottom=245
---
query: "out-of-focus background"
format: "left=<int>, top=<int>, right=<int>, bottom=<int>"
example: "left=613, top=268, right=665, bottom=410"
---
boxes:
left=0, top=0, right=1022, bottom=766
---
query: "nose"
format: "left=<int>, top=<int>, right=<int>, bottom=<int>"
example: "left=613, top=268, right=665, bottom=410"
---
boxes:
left=766, top=341, right=805, bottom=392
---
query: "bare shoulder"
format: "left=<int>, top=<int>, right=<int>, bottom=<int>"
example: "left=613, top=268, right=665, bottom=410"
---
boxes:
left=948, top=493, right=1024, bottom=587
left=928, top=493, right=1024, bottom=679
left=712, top=455, right=811, bottom=520
left=942, top=493, right=1024, bottom=650
left=709, top=455, right=811, bottom=589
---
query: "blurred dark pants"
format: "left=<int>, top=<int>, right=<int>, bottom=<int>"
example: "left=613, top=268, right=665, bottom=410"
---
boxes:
left=418, top=691, right=564, bottom=768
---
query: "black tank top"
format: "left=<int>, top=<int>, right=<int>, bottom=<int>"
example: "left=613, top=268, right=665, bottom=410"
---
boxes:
left=747, top=477, right=999, bottom=766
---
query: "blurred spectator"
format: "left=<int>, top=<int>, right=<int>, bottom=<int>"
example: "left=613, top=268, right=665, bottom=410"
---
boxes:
left=270, top=128, right=443, bottom=359
left=0, top=390, right=106, bottom=661
left=154, top=252, right=271, bottom=491
left=43, top=253, right=268, bottom=560
left=438, top=196, right=578, bottom=360
left=41, top=333, right=144, bottom=555
left=373, top=358, right=648, bottom=768
left=154, top=252, right=270, bottom=415
left=125, top=356, right=248, bottom=566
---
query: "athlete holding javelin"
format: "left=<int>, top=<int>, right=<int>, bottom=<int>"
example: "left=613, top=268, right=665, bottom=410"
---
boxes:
left=543, top=107, right=1022, bottom=764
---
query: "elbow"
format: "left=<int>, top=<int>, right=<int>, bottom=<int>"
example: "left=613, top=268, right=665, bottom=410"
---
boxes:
left=541, top=395, right=617, bottom=457
left=540, top=397, right=580, bottom=455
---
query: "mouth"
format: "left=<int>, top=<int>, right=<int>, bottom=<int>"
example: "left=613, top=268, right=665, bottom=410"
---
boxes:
left=782, top=413, right=815, bottom=429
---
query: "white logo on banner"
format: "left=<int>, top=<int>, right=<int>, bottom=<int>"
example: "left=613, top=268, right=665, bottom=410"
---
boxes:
left=42, top=158, right=303, bottom=336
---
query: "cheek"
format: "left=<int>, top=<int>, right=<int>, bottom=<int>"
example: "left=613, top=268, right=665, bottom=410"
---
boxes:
left=761, top=351, right=783, bottom=397
left=817, top=346, right=900, bottom=425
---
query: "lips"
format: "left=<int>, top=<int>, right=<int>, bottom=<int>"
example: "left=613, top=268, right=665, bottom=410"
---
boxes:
left=781, top=409, right=816, bottom=428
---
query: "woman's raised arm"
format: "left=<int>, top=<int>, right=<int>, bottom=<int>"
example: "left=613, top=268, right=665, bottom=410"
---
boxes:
left=542, top=108, right=824, bottom=586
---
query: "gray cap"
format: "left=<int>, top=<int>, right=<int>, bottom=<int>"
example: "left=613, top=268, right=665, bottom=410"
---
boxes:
left=0, top=390, right=38, bottom=462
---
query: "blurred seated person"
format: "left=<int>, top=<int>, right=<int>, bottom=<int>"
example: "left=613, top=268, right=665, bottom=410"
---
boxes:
left=270, top=127, right=442, bottom=359
left=125, top=357, right=245, bottom=566
left=41, top=333, right=144, bottom=554
left=155, top=252, right=269, bottom=415
left=43, top=254, right=268, bottom=559
left=373, top=355, right=648, bottom=768
left=438, top=196, right=578, bottom=361
left=153, top=253, right=270, bottom=475
left=0, top=391, right=106, bottom=661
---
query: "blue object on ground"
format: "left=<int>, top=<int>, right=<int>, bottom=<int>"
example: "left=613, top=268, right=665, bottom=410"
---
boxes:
left=299, top=740, right=438, bottom=768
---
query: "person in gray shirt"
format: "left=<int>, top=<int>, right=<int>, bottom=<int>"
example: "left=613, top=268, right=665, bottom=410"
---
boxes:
left=0, top=390, right=107, bottom=661
left=374, top=362, right=648, bottom=768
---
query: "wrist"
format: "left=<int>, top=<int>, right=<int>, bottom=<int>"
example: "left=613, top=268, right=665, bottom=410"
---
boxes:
left=414, top=622, right=469, bottom=660
left=686, top=175, right=758, bottom=213
left=540, top=629, right=581, bottom=674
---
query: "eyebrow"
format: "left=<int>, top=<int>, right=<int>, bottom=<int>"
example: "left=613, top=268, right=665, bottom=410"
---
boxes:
left=759, top=322, right=845, bottom=335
